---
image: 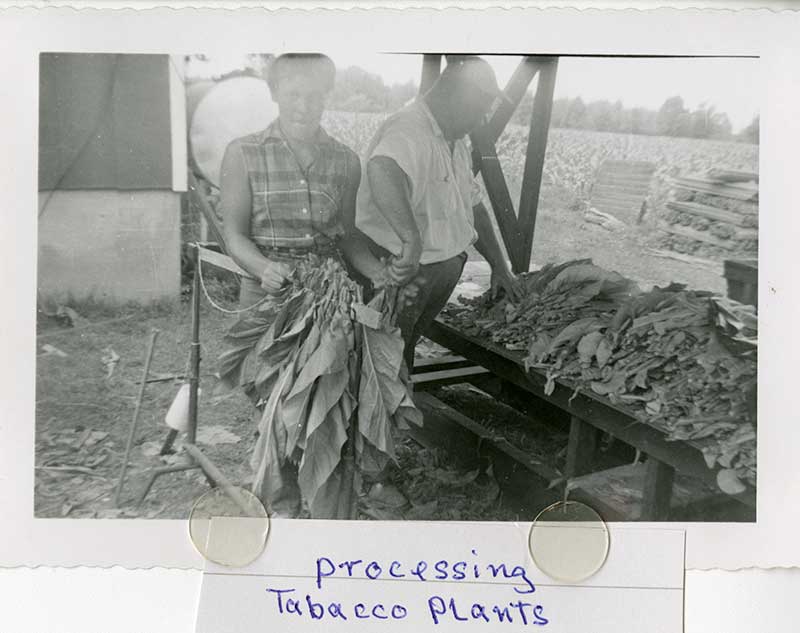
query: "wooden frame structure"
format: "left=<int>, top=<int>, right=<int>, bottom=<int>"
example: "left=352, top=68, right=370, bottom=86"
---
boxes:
left=424, top=320, right=756, bottom=520
left=418, top=55, right=754, bottom=520
left=419, top=54, right=558, bottom=273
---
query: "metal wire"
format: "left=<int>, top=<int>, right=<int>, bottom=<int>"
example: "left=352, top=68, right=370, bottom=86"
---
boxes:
left=196, top=256, right=271, bottom=315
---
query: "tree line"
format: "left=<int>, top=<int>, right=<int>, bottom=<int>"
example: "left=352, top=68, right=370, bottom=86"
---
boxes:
left=202, top=57, right=759, bottom=145
left=326, top=66, right=418, bottom=114
left=327, top=66, right=759, bottom=144
left=512, top=93, right=759, bottom=144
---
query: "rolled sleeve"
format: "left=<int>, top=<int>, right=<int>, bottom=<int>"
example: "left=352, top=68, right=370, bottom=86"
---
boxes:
left=470, top=175, right=485, bottom=208
left=369, top=126, right=425, bottom=202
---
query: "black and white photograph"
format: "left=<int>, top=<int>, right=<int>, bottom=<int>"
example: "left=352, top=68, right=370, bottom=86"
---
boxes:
left=35, top=50, right=758, bottom=524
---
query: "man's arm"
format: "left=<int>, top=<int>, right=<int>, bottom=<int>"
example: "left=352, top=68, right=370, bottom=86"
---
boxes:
left=337, top=154, right=387, bottom=286
left=366, top=156, right=422, bottom=284
left=472, top=201, right=520, bottom=301
left=219, top=144, right=290, bottom=293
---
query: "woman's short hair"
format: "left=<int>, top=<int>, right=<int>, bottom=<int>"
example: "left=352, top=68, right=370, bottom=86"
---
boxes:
left=267, top=53, right=336, bottom=93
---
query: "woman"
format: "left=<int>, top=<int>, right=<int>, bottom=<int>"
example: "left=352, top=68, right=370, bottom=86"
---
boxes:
left=218, top=54, right=390, bottom=518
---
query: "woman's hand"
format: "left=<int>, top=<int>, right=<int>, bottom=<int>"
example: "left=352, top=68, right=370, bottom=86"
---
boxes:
left=260, top=260, right=293, bottom=295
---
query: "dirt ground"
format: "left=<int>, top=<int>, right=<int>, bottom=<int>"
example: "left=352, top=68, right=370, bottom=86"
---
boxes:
left=34, top=206, right=730, bottom=520
left=467, top=202, right=726, bottom=294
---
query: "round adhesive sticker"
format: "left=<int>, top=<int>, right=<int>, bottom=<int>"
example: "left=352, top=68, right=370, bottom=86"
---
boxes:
left=188, top=486, right=269, bottom=567
left=528, top=500, right=609, bottom=582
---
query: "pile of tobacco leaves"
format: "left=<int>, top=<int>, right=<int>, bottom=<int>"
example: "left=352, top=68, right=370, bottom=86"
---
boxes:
left=444, top=260, right=757, bottom=493
left=219, top=255, right=421, bottom=518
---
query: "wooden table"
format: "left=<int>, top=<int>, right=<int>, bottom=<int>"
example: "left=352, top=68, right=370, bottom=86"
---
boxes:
left=426, top=319, right=756, bottom=520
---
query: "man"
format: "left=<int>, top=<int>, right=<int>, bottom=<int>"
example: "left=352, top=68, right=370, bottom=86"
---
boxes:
left=219, top=53, right=386, bottom=517
left=357, top=56, right=519, bottom=369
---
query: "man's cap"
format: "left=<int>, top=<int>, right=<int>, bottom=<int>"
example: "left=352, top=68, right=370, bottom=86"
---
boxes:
left=445, top=56, right=503, bottom=99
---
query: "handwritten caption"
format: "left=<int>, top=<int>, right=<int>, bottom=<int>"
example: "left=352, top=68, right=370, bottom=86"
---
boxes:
left=266, top=549, right=548, bottom=626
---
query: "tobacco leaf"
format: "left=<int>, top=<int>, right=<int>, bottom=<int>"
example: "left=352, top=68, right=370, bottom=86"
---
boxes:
left=577, top=331, right=604, bottom=366
left=299, top=397, right=349, bottom=516
left=545, top=264, right=621, bottom=294
left=281, top=382, right=314, bottom=458
left=524, top=332, right=552, bottom=368
left=287, top=326, right=348, bottom=401
left=295, top=320, right=322, bottom=369
left=546, top=318, right=603, bottom=355
left=358, top=323, right=407, bottom=455
left=250, top=362, right=296, bottom=504
left=590, top=370, right=627, bottom=396
left=594, top=336, right=614, bottom=368
left=255, top=291, right=308, bottom=357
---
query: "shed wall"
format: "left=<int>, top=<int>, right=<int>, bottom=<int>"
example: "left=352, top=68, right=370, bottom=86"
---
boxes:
left=38, top=190, right=181, bottom=304
left=38, top=53, right=173, bottom=191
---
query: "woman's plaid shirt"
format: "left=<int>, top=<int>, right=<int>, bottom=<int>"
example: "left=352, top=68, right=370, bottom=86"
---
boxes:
left=231, top=120, right=357, bottom=251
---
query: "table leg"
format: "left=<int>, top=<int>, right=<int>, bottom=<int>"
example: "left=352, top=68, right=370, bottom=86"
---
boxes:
left=566, top=415, right=596, bottom=478
left=642, top=457, right=675, bottom=521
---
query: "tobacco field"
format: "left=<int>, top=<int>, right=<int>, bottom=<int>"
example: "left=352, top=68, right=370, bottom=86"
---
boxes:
left=323, top=111, right=759, bottom=220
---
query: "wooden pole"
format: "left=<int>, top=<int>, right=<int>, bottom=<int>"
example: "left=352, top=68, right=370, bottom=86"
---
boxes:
left=115, top=329, right=159, bottom=506
left=642, top=457, right=676, bottom=521
left=419, top=54, right=442, bottom=95
left=188, top=171, right=228, bottom=253
left=517, top=58, right=558, bottom=273
left=188, top=244, right=202, bottom=445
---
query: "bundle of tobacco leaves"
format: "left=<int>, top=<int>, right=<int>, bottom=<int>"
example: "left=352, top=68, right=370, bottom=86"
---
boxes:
left=445, top=260, right=757, bottom=493
left=447, top=260, right=641, bottom=351
left=218, top=255, right=421, bottom=518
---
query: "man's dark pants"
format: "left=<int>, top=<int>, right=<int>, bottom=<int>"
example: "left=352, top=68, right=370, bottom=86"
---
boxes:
left=353, top=239, right=468, bottom=371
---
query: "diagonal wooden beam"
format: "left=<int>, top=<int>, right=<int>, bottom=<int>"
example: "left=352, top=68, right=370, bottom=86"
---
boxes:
left=470, top=130, right=525, bottom=268
left=470, top=57, right=548, bottom=272
left=517, top=57, right=558, bottom=273
left=485, top=56, right=543, bottom=143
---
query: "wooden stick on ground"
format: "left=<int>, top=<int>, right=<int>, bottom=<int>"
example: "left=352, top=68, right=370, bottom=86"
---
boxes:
left=183, top=442, right=256, bottom=516
left=114, top=329, right=159, bottom=506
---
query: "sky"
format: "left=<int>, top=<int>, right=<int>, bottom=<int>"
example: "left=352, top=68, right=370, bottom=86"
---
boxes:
left=191, top=52, right=760, bottom=132
left=327, top=52, right=761, bottom=132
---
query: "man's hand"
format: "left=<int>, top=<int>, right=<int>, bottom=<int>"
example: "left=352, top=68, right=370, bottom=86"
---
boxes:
left=397, top=273, right=423, bottom=313
left=490, top=264, right=521, bottom=302
left=388, top=238, right=422, bottom=285
left=260, top=260, right=293, bottom=295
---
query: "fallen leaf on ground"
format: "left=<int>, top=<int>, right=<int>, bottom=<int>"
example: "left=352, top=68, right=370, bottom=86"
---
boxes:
left=404, top=500, right=439, bottom=520
left=140, top=441, right=163, bottom=458
left=41, top=344, right=68, bottom=358
left=196, top=425, right=241, bottom=446
left=162, top=453, right=193, bottom=467
left=367, top=483, right=408, bottom=509
left=101, top=347, right=120, bottom=378
left=429, top=468, right=480, bottom=487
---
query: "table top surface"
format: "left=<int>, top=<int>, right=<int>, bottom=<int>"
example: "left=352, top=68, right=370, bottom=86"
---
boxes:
left=427, top=318, right=756, bottom=507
